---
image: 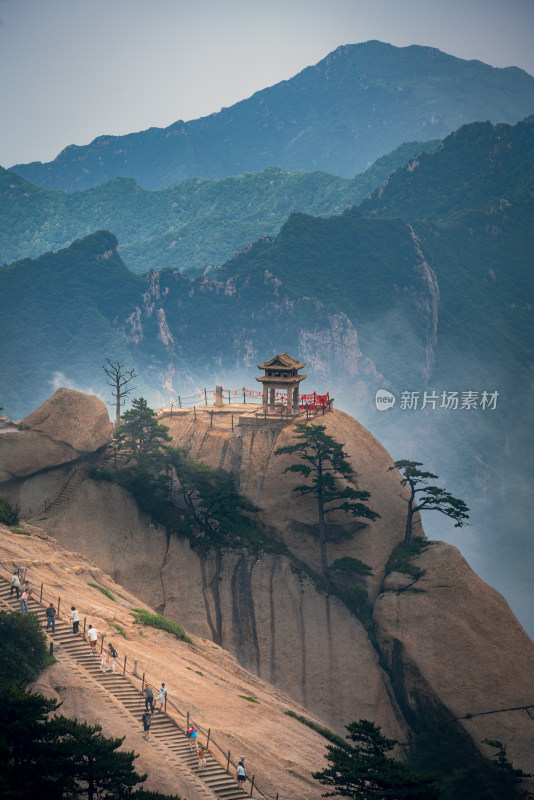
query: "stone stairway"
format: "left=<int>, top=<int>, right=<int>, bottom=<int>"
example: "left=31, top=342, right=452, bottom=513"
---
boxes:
left=47, top=467, right=86, bottom=512
left=0, top=577, right=254, bottom=800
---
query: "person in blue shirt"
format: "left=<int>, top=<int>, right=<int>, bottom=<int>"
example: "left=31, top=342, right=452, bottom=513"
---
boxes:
left=188, top=725, right=198, bottom=751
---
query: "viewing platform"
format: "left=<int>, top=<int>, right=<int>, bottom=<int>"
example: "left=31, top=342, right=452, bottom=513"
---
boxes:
left=156, top=351, right=332, bottom=431
left=157, top=398, right=333, bottom=432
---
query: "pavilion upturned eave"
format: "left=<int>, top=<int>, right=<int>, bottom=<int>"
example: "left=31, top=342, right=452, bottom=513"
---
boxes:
left=256, top=353, right=305, bottom=371
left=255, top=374, right=307, bottom=385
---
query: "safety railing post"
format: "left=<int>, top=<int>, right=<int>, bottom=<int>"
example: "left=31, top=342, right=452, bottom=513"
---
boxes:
left=250, top=775, right=255, bottom=796
left=0, top=562, right=274, bottom=800
left=40, top=582, right=43, bottom=602
left=142, top=672, right=145, bottom=691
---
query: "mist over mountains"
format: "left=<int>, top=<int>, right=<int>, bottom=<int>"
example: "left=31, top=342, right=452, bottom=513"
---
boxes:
left=0, top=138, right=440, bottom=273
left=10, top=41, right=534, bottom=192
left=1, top=42, right=533, bottom=638
left=2, top=114, right=533, bottom=634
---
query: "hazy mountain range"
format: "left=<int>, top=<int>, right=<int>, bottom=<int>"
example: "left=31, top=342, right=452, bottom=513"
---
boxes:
left=0, top=139, right=440, bottom=273
left=1, top=42, right=533, bottom=636
left=2, top=119, right=533, bottom=636
left=10, top=40, right=534, bottom=192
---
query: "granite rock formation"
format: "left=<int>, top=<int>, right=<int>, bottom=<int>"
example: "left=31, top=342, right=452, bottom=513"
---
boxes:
left=0, top=388, right=110, bottom=483
left=1, top=392, right=533, bottom=777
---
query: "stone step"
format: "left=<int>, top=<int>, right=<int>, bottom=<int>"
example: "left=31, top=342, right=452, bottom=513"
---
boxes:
left=1, top=573, right=271, bottom=800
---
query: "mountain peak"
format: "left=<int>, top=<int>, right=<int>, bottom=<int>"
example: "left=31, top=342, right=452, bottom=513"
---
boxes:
left=11, top=42, right=534, bottom=192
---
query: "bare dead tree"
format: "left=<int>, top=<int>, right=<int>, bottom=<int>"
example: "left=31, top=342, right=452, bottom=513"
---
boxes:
left=102, top=359, right=138, bottom=426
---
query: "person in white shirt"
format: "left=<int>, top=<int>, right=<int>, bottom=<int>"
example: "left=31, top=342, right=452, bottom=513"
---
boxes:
left=237, top=761, right=246, bottom=789
left=87, top=624, right=98, bottom=654
left=70, top=606, right=80, bottom=635
left=10, top=572, right=20, bottom=598
left=156, top=682, right=167, bottom=712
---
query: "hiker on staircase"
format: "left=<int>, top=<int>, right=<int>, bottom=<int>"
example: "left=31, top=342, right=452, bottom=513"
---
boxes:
left=143, top=684, right=155, bottom=713
left=45, top=603, right=56, bottom=633
left=107, top=642, right=118, bottom=672
left=142, top=709, right=152, bottom=741
left=155, top=682, right=167, bottom=712
left=70, top=606, right=80, bottom=635
left=10, top=571, right=20, bottom=598
left=20, top=587, right=30, bottom=614
left=187, top=725, right=198, bottom=752
left=237, top=760, right=247, bottom=790
left=87, top=624, right=98, bottom=654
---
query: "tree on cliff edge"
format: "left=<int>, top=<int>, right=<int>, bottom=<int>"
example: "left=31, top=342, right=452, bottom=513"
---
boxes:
left=275, top=423, right=379, bottom=580
left=312, top=719, right=440, bottom=799
left=114, top=397, right=171, bottom=469
left=102, top=359, right=138, bottom=426
left=389, top=460, right=469, bottom=545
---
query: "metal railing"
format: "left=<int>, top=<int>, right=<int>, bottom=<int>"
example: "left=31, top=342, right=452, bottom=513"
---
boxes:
left=0, top=560, right=276, bottom=799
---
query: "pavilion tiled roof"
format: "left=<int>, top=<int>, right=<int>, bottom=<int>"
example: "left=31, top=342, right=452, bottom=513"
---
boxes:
left=257, top=352, right=305, bottom=371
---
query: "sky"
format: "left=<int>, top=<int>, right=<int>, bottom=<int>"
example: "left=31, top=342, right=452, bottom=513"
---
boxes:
left=1, top=0, right=534, bottom=168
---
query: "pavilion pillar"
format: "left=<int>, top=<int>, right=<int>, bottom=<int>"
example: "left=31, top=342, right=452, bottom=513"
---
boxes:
left=262, top=384, right=268, bottom=410
left=269, top=387, right=275, bottom=411
left=293, top=385, right=299, bottom=411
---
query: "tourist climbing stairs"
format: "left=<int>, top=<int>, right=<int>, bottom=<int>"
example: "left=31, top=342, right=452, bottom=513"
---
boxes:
left=0, top=576, right=260, bottom=800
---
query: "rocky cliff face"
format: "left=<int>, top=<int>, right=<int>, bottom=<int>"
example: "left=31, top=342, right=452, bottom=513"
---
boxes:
left=0, top=522, right=330, bottom=800
left=2, top=390, right=533, bottom=777
left=375, top=541, right=534, bottom=771
left=0, top=388, right=110, bottom=483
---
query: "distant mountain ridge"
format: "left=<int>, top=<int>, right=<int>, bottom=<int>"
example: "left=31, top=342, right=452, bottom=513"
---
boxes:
left=10, top=41, right=534, bottom=192
left=2, top=116, right=532, bottom=637
left=0, top=138, right=440, bottom=272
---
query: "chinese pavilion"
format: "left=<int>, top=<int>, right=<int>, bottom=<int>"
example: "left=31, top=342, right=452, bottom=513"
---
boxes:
left=256, top=352, right=306, bottom=413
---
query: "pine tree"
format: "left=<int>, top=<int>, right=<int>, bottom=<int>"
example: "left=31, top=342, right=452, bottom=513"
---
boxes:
left=0, top=689, right=154, bottom=799
left=388, top=460, right=469, bottom=545
left=114, top=397, right=171, bottom=469
left=313, top=719, right=440, bottom=799
left=275, top=424, right=379, bottom=579
left=0, top=611, right=47, bottom=693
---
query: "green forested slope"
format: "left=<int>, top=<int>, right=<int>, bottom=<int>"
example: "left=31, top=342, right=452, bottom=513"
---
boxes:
left=0, top=140, right=439, bottom=273
left=359, top=119, right=534, bottom=221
